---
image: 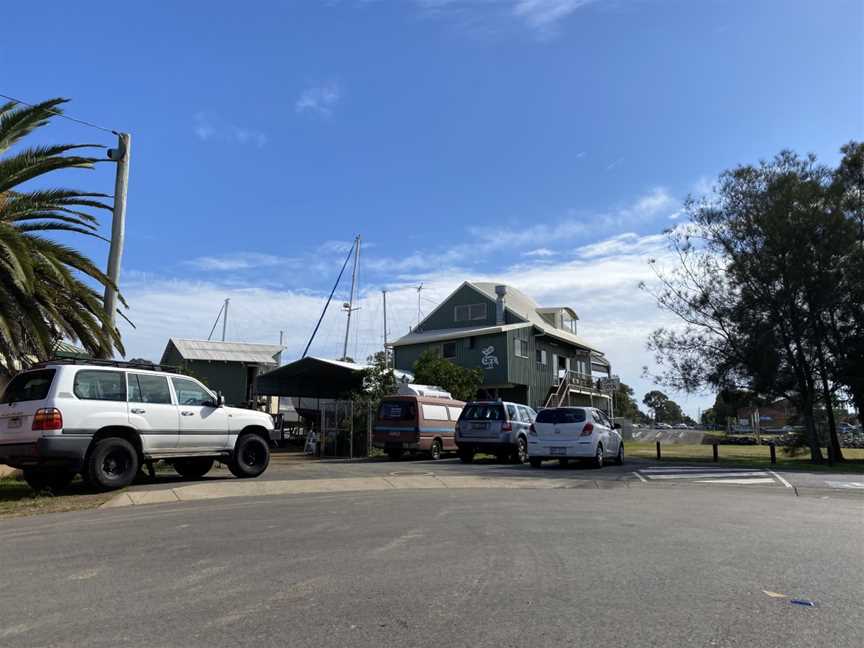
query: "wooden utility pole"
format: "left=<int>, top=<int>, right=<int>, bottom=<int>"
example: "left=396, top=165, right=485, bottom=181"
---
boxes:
left=100, top=132, right=131, bottom=358
left=382, top=289, right=388, bottom=369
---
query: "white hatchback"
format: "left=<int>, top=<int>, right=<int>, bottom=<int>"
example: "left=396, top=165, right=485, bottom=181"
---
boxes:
left=527, top=407, right=623, bottom=468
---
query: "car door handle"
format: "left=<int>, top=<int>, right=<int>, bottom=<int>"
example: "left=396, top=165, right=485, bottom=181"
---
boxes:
left=131, top=408, right=146, bottom=414
left=181, top=411, right=194, bottom=416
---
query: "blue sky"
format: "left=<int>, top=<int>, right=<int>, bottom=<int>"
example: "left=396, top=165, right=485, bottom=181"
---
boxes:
left=2, top=0, right=862, bottom=416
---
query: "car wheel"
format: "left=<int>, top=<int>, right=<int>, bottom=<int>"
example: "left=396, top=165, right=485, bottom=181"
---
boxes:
left=430, top=439, right=443, bottom=460
left=516, top=437, right=529, bottom=464
left=458, top=449, right=474, bottom=464
left=529, top=457, right=543, bottom=468
left=228, top=434, right=270, bottom=478
left=85, top=437, right=140, bottom=491
left=174, top=457, right=215, bottom=480
left=22, top=467, right=75, bottom=492
left=593, top=443, right=604, bottom=469
left=386, top=448, right=404, bottom=460
left=615, top=444, right=624, bottom=465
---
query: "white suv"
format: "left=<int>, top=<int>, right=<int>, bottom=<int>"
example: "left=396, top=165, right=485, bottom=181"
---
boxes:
left=0, top=361, right=274, bottom=491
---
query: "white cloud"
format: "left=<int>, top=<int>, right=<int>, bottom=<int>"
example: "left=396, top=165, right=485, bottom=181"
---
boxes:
left=295, top=81, right=342, bottom=117
left=186, top=253, right=296, bottom=272
left=193, top=113, right=268, bottom=148
left=523, top=247, right=557, bottom=257
left=414, top=0, right=601, bottom=36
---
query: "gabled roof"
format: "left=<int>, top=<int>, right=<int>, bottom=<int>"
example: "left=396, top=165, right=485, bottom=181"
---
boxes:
left=164, top=338, right=283, bottom=365
left=406, top=281, right=602, bottom=354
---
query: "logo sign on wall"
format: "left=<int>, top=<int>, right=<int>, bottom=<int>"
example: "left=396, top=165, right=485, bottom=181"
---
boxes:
left=480, top=346, right=499, bottom=370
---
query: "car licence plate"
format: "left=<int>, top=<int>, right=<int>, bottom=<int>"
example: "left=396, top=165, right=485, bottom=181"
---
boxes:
left=7, top=417, right=22, bottom=429
left=550, top=447, right=567, bottom=456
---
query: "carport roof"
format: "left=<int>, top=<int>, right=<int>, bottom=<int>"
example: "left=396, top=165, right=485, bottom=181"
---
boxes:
left=256, top=356, right=413, bottom=399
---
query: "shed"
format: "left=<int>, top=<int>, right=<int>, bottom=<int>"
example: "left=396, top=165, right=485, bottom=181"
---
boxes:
left=160, top=338, right=283, bottom=406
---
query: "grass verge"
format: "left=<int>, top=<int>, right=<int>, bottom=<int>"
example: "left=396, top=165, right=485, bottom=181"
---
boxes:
left=0, top=476, right=117, bottom=519
left=626, top=442, right=864, bottom=474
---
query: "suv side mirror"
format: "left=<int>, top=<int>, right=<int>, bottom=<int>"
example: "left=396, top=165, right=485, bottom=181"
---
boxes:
left=216, top=392, right=225, bottom=407
left=613, top=423, right=622, bottom=430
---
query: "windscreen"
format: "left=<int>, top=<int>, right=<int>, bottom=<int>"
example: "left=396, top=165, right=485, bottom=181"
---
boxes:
left=461, top=404, right=505, bottom=421
left=378, top=400, right=416, bottom=421
left=0, top=369, right=56, bottom=404
left=535, top=408, right=586, bottom=424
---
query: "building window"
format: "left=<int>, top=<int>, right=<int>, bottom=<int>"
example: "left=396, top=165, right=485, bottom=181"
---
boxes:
left=536, top=349, right=547, bottom=365
left=514, top=338, right=529, bottom=358
left=562, top=316, right=577, bottom=335
left=442, top=342, right=458, bottom=359
left=455, top=303, right=487, bottom=322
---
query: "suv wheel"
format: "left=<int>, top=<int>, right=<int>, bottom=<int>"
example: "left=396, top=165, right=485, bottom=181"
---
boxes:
left=516, top=437, right=529, bottom=464
left=174, top=457, right=215, bottom=480
left=85, top=437, right=140, bottom=491
left=228, top=434, right=270, bottom=478
left=22, top=467, right=74, bottom=492
left=430, top=439, right=443, bottom=460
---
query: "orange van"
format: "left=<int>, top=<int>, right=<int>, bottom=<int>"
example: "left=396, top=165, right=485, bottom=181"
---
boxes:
left=372, top=391, right=465, bottom=460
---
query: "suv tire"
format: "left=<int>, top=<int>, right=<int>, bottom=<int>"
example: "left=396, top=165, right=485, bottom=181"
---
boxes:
left=516, top=437, right=529, bottom=464
left=85, top=437, right=140, bottom=491
left=22, top=467, right=74, bottom=492
left=174, top=457, right=215, bottom=480
left=228, top=434, right=270, bottom=478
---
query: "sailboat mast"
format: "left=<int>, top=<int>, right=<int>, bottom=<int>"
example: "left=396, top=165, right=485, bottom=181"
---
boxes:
left=342, top=235, right=361, bottom=360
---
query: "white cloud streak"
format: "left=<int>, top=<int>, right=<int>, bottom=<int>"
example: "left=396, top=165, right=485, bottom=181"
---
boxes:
left=295, top=81, right=343, bottom=117
left=193, top=113, right=268, bottom=148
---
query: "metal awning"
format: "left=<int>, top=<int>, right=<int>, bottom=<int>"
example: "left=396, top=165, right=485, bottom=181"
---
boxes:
left=255, top=357, right=367, bottom=399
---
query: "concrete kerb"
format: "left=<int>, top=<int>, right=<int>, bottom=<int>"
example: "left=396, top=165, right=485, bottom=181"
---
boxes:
left=100, top=474, right=636, bottom=509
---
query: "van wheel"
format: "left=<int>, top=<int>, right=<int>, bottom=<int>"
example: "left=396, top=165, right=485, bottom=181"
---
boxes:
left=516, top=437, right=529, bottom=464
left=174, top=458, right=215, bottom=480
left=529, top=457, right=543, bottom=468
left=593, top=444, right=605, bottom=469
left=458, top=449, right=474, bottom=464
left=85, top=437, right=139, bottom=491
left=22, top=467, right=74, bottom=492
left=386, top=448, right=403, bottom=460
left=430, top=439, right=443, bottom=460
left=228, top=434, right=270, bottom=478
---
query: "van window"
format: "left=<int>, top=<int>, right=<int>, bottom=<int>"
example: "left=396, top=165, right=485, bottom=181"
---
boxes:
left=422, top=404, right=449, bottom=421
left=74, top=370, right=126, bottom=401
left=447, top=406, right=463, bottom=421
left=461, top=404, right=504, bottom=421
left=128, top=374, right=173, bottom=405
left=378, top=400, right=416, bottom=421
left=0, top=369, right=56, bottom=404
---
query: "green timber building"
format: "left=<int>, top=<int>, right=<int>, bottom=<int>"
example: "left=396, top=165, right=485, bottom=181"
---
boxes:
left=392, top=282, right=612, bottom=412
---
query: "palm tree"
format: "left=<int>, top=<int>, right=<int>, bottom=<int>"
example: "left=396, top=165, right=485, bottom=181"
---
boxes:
left=0, top=97, right=125, bottom=371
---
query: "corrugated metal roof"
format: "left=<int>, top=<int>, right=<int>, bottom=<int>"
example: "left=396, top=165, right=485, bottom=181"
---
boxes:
left=392, top=323, right=530, bottom=347
left=168, top=338, right=283, bottom=364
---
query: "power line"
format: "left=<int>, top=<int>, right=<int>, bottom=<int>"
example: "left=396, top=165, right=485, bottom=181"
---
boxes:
left=0, top=92, right=119, bottom=135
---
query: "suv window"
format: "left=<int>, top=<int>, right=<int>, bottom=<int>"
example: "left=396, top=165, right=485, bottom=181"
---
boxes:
left=461, top=404, right=504, bottom=421
left=0, top=369, right=56, bottom=403
left=171, top=377, right=212, bottom=406
left=517, top=405, right=534, bottom=422
left=74, top=370, right=126, bottom=401
left=506, top=404, right=517, bottom=420
left=128, top=374, right=173, bottom=405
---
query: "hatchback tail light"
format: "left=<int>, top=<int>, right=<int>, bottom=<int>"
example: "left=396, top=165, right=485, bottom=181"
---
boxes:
left=580, top=422, right=594, bottom=436
left=32, top=408, right=63, bottom=431
left=529, top=424, right=537, bottom=437
left=501, top=421, right=512, bottom=432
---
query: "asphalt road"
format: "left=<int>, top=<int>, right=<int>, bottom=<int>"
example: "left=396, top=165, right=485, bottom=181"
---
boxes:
left=1, top=487, right=861, bottom=647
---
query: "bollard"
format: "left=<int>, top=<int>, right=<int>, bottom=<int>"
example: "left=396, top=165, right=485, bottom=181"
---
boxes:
left=656, top=441, right=661, bottom=460
left=769, top=443, right=776, bottom=465
left=712, top=443, right=719, bottom=462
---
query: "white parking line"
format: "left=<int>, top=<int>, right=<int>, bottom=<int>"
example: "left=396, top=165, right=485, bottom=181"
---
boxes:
left=646, top=471, right=770, bottom=480
left=825, top=481, right=864, bottom=490
left=632, top=471, right=648, bottom=482
left=768, top=470, right=793, bottom=488
left=695, top=478, right=776, bottom=485
left=639, top=467, right=766, bottom=473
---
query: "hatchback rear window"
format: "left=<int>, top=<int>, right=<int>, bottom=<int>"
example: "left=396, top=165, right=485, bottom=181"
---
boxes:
left=378, top=400, right=416, bottom=421
left=461, top=404, right=505, bottom=421
left=0, top=369, right=56, bottom=404
left=535, top=408, right=586, bottom=424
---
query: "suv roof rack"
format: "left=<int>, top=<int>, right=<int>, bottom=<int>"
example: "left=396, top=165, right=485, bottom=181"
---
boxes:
left=31, top=358, right=180, bottom=373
